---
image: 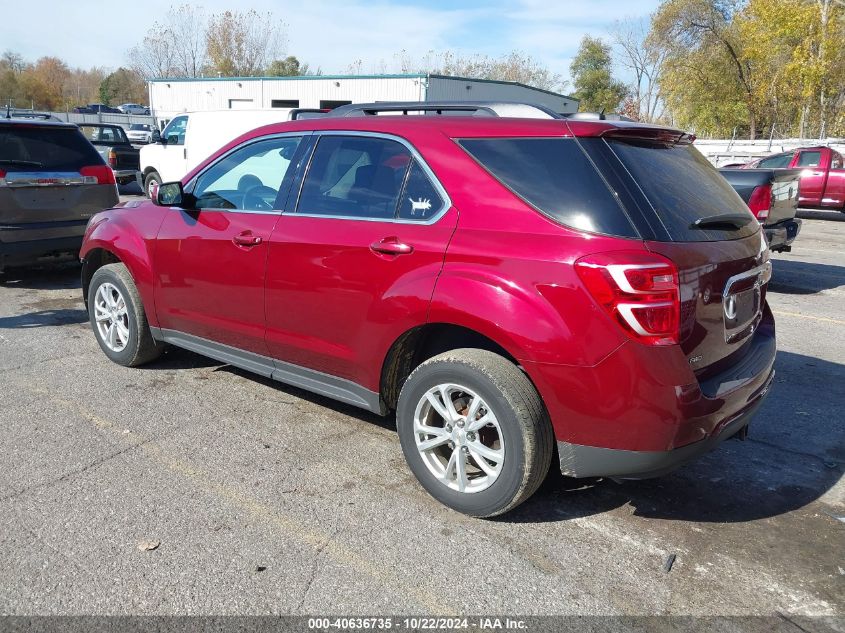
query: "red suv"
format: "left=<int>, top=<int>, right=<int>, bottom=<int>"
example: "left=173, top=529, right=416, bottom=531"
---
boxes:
left=80, top=103, right=776, bottom=517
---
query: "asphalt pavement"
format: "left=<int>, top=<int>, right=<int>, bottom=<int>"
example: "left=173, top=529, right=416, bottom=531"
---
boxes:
left=0, top=208, right=843, bottom=622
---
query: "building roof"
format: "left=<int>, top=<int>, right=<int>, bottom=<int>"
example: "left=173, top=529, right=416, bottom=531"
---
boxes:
left=147, top=72, right=578, bottom=102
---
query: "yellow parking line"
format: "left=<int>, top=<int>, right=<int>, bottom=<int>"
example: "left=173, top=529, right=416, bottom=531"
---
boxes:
left=773, top=310, right=845, bottom=326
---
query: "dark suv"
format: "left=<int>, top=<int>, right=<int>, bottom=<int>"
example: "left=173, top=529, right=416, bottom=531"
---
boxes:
left=0, top=118, right=119, bottom=274
left=79, top=103, right=775, bottom=517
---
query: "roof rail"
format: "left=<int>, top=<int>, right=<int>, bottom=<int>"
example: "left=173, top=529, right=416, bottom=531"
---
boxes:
left=327, top=101, right=564, bottom=120
left=563, top=112, right=637, bottom=122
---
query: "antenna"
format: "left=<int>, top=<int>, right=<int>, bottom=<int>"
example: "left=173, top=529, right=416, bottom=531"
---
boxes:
left=599, top=108, right=606, bottom=120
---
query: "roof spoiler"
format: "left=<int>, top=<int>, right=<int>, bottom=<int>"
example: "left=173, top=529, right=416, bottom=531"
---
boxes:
left=327, top=101, right=563, bottom=120
left=600, top=127, right=696, bottom=145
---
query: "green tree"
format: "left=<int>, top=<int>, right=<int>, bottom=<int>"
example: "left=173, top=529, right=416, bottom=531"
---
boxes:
left=569, top=36, right=628, bottom=112
left=266, top=56, right=301, bottom=76
left=99, top=68, right=146, bottom=105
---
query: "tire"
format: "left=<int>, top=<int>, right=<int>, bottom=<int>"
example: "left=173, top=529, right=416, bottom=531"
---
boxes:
left=396, top=348, right=553, bottom=518
left=88, top=263, right=163, bottom=367
left=143, top=171, right=161, bottom=199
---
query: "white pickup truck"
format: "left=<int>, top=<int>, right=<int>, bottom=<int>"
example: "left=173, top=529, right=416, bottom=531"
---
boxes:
left=140, top=108, right=323, bottom=197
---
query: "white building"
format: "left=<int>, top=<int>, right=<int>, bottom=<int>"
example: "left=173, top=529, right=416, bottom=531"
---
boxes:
left=147, top=73, right=578, bottom=120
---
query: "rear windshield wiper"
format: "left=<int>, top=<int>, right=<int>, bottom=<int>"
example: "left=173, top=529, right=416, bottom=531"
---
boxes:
left=690, top=213, right=752, bottom=230
left=0, top=159, right=44, bottom=168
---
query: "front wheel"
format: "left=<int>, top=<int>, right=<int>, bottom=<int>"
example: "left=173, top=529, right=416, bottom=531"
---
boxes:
left=143, top=171, right=161, bottom=199
left=396, top=349, right=553, bottom=517
left=88, top=263, right=163, bottom=367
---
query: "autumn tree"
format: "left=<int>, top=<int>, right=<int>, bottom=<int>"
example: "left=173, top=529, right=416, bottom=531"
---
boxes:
left=570, top=36, right=628, bottom=112
left=205, top=10, right=287, bottom=77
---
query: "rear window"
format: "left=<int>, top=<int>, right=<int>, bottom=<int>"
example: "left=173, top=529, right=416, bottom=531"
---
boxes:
left=606, top=140, right=758, bottom=242
left=458, top=138, right=637, bottom=237
left=0, top=124, right=102, bottom=172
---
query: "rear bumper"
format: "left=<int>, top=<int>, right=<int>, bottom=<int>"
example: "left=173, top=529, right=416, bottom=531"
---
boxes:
left=523, top=304, right=777, bottom=477
left=0, top=234, right=83, bottom=269
left=557, top=370, right=773, bottom=478
left=114, top=170, right=142, bottom=186
left=764, top=218, right=802, bottom=252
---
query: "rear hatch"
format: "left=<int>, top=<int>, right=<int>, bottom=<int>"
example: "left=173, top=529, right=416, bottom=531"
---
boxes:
left=595, top=133, right=771, bottom=373
left=0, top=122, right=119, bottom=244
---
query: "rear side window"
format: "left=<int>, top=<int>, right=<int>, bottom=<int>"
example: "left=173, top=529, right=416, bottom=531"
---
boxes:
left=0, top=124, right=102, bottom=171
left=458, top=138, right=637, bottom=237
left=398, top=160, right=444, bottom=220
left=297, top=136, right=412, bottom=219
left=797, top=151, right=821, bottom=167
left=758, top=153, right=793, bottom=168
left=606, top=140, right=758, bottom=242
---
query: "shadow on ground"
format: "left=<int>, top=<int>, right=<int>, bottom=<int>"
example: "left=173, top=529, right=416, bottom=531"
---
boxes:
left=146, top=345, right=845, bottom=526
left=769, top=258, right=845, bottom=294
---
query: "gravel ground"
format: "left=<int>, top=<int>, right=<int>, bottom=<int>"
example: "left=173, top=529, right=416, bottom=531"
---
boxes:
left=0, top=207, right=843, bottom=624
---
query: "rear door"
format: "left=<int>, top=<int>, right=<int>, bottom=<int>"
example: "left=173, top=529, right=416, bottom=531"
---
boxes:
left=265, top=133, right=457, bottom=388
left=597, top=137, right=770, bottom=371
left=0, top=123, right=118, bottom=246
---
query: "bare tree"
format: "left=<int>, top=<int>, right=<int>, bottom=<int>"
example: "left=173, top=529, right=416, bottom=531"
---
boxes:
left=205, top=10, right=287, bottom=77
left=612, top=18, right=666, bottom=122
left=126, top=5, right=206, bottom=79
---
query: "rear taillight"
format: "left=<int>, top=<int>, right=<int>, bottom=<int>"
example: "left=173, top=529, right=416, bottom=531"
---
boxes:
left=747, top=184, right=772, bottom=221
left=79, top=165, right=116, bottom=185
left=0, top=169, right=5, bottom=187
left=108, top=149, right=117, bottom=168
left=575, top=251, right=680, bottom=346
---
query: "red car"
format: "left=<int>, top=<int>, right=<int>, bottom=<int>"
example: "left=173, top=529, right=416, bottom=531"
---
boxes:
left=80, top=103, right=776, bottom=517
left=745, top=145, right=845, bottom=211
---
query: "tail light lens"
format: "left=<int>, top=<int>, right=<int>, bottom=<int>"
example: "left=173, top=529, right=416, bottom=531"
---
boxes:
left=108, top=149, right=117, bottom=168
left=79, top=165, right=116, bottom=185
left=747, top=184, right=772, bottom=221
left=0, top=169, right=5, bottom=187
left=575, top=251, right=680, bottom=346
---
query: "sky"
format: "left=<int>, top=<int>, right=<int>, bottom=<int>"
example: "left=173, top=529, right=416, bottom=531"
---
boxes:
left=0, top=0, right=661, bottom=88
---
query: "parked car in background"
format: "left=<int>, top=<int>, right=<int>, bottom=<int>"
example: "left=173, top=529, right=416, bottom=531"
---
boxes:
left=86, top=103, right=122, bottom=114
left=77, top=123, right=141, bottom=187
left=126, top=123, right=153, bottom=144
left=720, top=168, right=802, bottom=252
left=72, top=105, right=95, bottom=114
left=118, top=103, right=150, bottom=115
left=83, top=103, right=775, bottom=517
left=744, top=146, right=845, bottom=212
left=140, top=108, right=306, bottom=197
left=0, top=117, right=118, bottom=275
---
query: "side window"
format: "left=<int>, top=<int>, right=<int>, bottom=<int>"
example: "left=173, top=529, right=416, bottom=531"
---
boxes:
left=192, top=136, right=302, bottom=211
left=297, top=136, right=411, bottom=219
left=162, top=116, right=188, bottom=146
left=831, top=152, right=843, bottom=169
left=758, top=154, right=791, bottom=168
left=797, top=151, right=822, bottom=167
left=398, top=160, right=444, bottom=220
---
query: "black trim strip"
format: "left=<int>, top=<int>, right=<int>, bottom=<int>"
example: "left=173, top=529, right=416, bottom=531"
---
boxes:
left=150, top=328, right=383, bottom=414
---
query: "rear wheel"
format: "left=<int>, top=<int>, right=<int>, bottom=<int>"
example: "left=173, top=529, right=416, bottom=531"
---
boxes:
left=88, top=263, right=162, bottom=367
left=143, top=171, right=161, bottom=198
left=396, top=348, right=553, bottom=517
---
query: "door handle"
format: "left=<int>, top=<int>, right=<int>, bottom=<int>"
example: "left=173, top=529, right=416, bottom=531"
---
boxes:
left=370, top=237, right=413, bottom=256
left=233, top=232, right=262, bottom=247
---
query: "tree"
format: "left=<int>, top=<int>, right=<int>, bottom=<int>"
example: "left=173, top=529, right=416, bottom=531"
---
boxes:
left=205, top=9, right=287, bottom=77
left=126, top=5, right=207, bottom=79
left=99, top=68, right=147, bottom=105
left=569, top=36, right=628, bottom=112
left=266, top=56, right=302, bottom=77
left=612, top=18, right=666, bottom=122
left=392, top=49, right=567, bottom=92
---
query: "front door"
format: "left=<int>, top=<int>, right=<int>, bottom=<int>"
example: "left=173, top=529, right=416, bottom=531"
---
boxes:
left=265, top=133, right=457, bottom=389
left=154, top=134, right=304, bottom=356
left=793, top=149, right=825, bottom=206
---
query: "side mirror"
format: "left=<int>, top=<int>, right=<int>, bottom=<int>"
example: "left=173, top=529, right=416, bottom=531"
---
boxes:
left=151, top=128, right=163, bottom=144
left=154, top=181, right=185, bottom=207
